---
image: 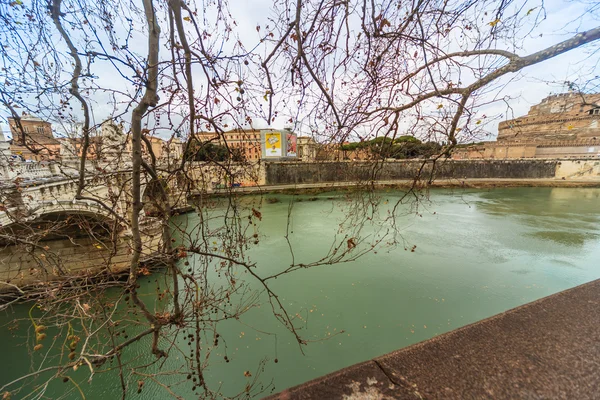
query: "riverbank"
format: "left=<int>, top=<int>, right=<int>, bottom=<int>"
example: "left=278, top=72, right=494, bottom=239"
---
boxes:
left=267, top=278, right=600, bottom=399
left=197, top=178, right=600, bottom=199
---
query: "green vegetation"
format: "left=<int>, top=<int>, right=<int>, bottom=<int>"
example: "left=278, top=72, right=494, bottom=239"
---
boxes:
left=340, top=136, right=442, bottom=159
left=185, top=140, right=245, bottom=162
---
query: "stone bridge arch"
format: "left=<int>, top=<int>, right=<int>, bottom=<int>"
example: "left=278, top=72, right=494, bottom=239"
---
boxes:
left=0, top=199, right=134, bottom=289
left=0, top=199, right=120, bottom=231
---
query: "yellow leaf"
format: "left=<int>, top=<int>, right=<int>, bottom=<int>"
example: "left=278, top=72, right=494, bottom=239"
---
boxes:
left=476, top=120, right=481, bottom=125
left=488, top=19, right=500, bottom=27
left=183, top=16, right=191, bottom=22
left=437, top=104, right=443, bottom=109
left=526, top=8, right=536, bottom=16
left=567, top=125, right=574, bottom=130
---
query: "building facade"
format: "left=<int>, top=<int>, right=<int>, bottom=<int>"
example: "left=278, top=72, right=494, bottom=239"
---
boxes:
left=497, top=92, right=600, bottom=142
left=8, top=115, right=61, bottom=161
left=197, top=129, right=263, bottom=161
left=454, top=92, right=600, bottom=160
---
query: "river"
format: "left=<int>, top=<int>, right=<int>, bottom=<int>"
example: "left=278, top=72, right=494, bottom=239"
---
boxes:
left=1, top=187, right=599, bottom=399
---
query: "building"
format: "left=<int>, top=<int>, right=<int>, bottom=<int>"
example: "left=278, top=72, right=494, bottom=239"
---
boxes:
left=197, top=128, right=300, bottom=161
left=497, top=92, right=600, bottom=142
left=142, top=136, right=183, bottom=164
left=59, top=122, right=181, bottom=167
left=453, top=92, right=600, bottom=159
left=8, top=115, right=61, bottom=161
left=197, top=129, right=263, bottom=161
left=297, top=136, right=318, bottom=161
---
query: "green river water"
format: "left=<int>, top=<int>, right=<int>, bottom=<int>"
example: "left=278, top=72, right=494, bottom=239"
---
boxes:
left=1, top=187, right=599, bottom=399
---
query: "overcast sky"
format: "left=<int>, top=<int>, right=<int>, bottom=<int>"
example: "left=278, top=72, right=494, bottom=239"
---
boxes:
left=1, top=0, right=598, bottom=142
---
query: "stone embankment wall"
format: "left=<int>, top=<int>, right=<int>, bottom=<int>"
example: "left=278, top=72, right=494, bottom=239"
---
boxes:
left=263, top=159, right=585, bottom=185
left=555, top=160, right=600, bottom=179
left=0, top=222, right=162, bottom=293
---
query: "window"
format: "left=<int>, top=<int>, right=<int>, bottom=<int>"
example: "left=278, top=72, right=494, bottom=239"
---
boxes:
left=37, top=126, right=45, bottom=134
left=588, top=108, right=600, bottom=115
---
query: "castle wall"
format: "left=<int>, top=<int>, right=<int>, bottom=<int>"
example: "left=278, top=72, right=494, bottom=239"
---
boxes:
left=498, top=115, right=599, bottom=142
left=498, top=92, right=600, bottom=142
left=535, top=145, right=600, bottom=158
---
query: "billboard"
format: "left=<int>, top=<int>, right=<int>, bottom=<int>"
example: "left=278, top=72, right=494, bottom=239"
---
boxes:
left=264, top=132, right=282, bottom=157
left=261, top=130, right=298, bottom=159
left=286, top=133, right=297, bottom=157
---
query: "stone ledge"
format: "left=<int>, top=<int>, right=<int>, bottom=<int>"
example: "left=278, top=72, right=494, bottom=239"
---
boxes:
left=266, top=279, right=600, bottom=399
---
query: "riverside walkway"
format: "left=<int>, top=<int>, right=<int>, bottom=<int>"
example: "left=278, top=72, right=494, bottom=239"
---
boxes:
left=267, top=279, right=600, bottom=399
left=200, top=178, right=600, bottom=199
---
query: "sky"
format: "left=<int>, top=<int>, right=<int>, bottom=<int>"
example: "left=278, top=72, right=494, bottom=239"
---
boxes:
left=0, top=0, right=598, bottom=142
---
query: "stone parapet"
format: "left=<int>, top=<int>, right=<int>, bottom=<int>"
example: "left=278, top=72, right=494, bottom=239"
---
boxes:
left=267, top=279, right=600, bottom=400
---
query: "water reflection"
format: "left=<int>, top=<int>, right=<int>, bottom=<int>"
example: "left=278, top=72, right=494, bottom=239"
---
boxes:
left=473, top=187, right=600, bottom=246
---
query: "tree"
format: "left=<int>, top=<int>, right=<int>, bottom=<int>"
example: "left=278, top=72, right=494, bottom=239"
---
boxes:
left=185, top=141, right=245, bottom=162
left=0, top=0, right=599, bottom=398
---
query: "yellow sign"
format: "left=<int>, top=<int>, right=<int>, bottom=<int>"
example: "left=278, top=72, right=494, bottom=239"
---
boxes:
left=265, top=132, right=282, bottom=157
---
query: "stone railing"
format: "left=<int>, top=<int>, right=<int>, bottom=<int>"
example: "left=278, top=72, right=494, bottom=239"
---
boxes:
left=0, top=160, right=56, bottom=182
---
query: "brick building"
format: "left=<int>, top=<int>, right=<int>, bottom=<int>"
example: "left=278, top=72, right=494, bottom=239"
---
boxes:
left=8, top=115, right=61, bottom=161
left=196, top=129, right=265, bottom=161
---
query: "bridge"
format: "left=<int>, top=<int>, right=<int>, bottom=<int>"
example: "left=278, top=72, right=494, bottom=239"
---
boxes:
left=0, top=168, right=165, bottom=290
left=0, top=123, right=175, bottom=291
left=0, top=122, right=270, bottom=292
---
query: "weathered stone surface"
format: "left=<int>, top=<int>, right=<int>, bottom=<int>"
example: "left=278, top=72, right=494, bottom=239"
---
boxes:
left=266, top=360, right=421, bottom=400
left=265, top=159, right=560, bottom=185
left=376, top=279, right=600, bottom=399
left=497, top=93, right=600, bottom=142
left=266, top=279, right=600, bottom=399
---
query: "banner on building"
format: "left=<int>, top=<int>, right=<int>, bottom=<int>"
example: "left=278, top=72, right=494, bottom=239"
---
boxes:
left=265, top=132, right=282, bottom=157
left=286, top=133, right=297, bottom=157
